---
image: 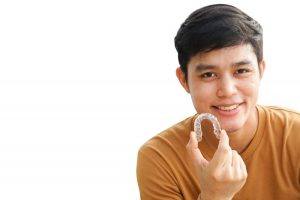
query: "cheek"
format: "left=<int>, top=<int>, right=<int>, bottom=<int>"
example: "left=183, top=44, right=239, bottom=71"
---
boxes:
left=190, top=82, right=216, bottom=103
left=239, top=78, right=260, bottom=98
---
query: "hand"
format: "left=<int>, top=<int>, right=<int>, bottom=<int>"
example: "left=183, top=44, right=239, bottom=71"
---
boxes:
left=186, top=130, right=247, bottom=200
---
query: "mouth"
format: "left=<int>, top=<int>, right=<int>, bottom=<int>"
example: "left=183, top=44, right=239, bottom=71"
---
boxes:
left=212, top=103, right=244, bottom=112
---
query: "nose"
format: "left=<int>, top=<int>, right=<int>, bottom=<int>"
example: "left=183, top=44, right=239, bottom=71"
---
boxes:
left=216, top=74, right=238, bottom=98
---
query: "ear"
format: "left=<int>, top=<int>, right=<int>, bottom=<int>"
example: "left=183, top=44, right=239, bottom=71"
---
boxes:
left=258, top=60, right=266, bottom=79
left=176, top=67, right=190, bottom=93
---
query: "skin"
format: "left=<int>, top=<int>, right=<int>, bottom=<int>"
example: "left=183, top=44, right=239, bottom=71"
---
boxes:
left=176, top=43, right=265, bottom=199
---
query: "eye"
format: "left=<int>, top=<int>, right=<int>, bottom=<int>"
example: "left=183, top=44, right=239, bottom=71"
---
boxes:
left=235, top=68, right=251, bottom=75
left=200, top=72, right=217, bottom=79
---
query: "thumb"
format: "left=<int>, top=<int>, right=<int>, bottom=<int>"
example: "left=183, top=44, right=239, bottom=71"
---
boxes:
left=186, top=131, right=208, bottom=167
left=210, top=130, right=232, bottom=166
left=218, top=129, right=230, bottom=149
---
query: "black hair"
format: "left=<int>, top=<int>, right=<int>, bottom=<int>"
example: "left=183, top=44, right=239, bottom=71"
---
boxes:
left=174, top=4, right=263, bottom=78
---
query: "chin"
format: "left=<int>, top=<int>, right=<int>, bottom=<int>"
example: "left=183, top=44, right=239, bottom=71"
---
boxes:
left=224, top=127, right=240, bottom=134
left=221, top=121, right=244, bottom=134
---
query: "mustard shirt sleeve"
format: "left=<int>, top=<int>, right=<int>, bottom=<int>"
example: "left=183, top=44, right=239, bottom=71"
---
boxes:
left=137, top=145, right=183, bottom=200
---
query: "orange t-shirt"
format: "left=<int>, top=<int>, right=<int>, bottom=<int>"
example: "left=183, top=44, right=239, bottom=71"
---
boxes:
left=137, top=105, right=300, bottom=199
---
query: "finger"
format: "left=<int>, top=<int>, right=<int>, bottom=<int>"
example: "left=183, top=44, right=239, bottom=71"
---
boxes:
left=210, top=130, right=232, bottom=167
left=218, top=129, right=230, bottom=149
left=186, top=131, right=208, bottom=167
left=237, top=155, right=248, bottom=176
left=230, top=151, right=247, bottom=179
left=231, top=150, right=239, bottom=167
left=231, top=150, right=244, bottom=179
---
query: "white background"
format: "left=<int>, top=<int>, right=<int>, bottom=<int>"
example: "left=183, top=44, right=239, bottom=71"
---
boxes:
left=0, top=0, right=299, bottom=199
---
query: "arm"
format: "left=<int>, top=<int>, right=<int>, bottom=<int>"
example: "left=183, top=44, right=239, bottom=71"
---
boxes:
left=136, top=146, right=183, bottom=200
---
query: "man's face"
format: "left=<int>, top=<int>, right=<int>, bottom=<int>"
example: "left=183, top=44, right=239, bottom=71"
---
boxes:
left=176, top=44, right=265, bottom=133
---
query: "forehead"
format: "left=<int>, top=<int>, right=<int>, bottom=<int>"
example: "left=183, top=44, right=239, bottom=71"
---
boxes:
left=188, top=44, right=258, bottom=70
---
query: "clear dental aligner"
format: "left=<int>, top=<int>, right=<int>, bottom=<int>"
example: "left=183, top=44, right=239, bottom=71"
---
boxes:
left=194, top=113, right=221, bottom=142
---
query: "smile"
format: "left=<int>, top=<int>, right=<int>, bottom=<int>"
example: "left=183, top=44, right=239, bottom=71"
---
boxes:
left=213, top=103, right=243, bottom=112
left=217, top=104, right=239, bottom=111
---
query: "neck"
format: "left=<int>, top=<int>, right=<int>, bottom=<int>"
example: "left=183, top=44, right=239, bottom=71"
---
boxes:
left=203, top=107, right=259, bottom=154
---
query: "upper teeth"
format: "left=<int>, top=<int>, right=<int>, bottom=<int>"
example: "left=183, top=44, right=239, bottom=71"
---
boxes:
left=218, top=104, right=239, bottom=111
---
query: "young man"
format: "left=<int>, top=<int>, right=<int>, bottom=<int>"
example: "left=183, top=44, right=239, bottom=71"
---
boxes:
left=137, top=4, right=300, bottom=200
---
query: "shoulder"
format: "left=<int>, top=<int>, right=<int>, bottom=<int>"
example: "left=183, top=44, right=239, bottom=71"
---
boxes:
left=260, top=105, right=300, bottom=154
left=260, top=105, right=300, bottom=125
left=138, top=115, right=195, bottom=157
left=136, top=115, right=196, bottom=192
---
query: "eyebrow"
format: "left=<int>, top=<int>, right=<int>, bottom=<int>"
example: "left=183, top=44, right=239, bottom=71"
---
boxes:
left=194, top=59, right=253, bottom=72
